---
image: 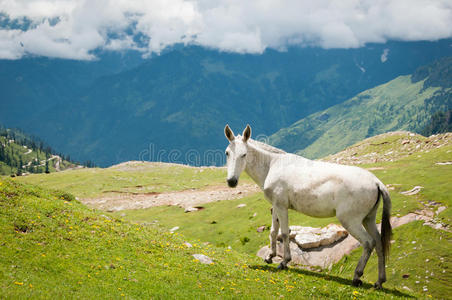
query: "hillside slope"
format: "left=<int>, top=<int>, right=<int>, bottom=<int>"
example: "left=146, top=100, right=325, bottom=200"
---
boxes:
left=0, top=128, right=80, bottom=176
left=0, top=180, right=417, bottom=299
left=269, top=57, right=452, bottom=159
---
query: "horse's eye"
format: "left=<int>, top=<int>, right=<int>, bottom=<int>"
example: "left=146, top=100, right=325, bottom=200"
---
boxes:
left=225, top=151, right=229, bottom=156
left=241, top=154, right=246, bottom=158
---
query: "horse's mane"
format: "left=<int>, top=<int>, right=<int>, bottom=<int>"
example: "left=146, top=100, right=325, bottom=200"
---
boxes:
left=248, top=138, right=286, bottom=154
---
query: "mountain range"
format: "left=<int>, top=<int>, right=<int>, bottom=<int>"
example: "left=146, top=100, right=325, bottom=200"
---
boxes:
left=269, top=56, right=452, bottom=158
left=1, top=39, right=451, bottom=166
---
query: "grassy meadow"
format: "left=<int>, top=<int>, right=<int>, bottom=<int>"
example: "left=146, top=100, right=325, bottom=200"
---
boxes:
left=2, top=133, right=451, bottom=298
left=14, top=161, right=252, bottom=198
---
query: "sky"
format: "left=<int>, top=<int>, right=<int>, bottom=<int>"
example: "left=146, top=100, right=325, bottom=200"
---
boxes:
left=0, top=0, right=451, bottom=60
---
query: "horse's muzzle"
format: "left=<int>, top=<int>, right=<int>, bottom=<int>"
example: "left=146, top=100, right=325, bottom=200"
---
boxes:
left=227, top=177, right=238, bottom=188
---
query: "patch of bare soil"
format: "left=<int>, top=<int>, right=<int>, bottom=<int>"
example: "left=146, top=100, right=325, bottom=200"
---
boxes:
left=80, top=183, right=260, bottom=212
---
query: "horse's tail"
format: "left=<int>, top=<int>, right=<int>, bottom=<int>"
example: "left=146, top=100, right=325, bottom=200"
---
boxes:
left=378, top=183, right=393, bottom=262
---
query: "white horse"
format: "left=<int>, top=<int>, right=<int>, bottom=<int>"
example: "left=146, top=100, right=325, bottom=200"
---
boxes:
left=224, top=124, right=392, bottom=289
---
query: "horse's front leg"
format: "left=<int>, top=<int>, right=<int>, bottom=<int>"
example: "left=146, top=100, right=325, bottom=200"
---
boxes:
left=273, top=206, right=291, bottom=269
left=265, top=208, right=280, bottom=264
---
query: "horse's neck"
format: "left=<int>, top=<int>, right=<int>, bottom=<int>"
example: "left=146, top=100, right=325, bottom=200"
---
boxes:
left=245, top=142, right=276, bottom=188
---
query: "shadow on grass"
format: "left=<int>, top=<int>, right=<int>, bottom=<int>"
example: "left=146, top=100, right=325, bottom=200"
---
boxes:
left=249, top=264, right=414, bottom=298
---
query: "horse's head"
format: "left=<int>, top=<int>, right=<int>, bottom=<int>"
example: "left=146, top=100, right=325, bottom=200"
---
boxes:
left=224, top=124, right=251, bottom=188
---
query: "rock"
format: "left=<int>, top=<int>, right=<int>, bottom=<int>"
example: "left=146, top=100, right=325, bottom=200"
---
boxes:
left=257, top=226, right=266, bottom=233
left=402, top=274, right=410, bottom=278
left=184, top=242, right=193, bottom=248
left=402, top=286, right=412, bottom=292
left=192, top=254, right=213, bottom=264
left=170, top=226, right=179, bottom=232
left=436, top=206, right=446, bottom=215
left=433, top=223, right=444, bottom=230
left=185, top=206, right=199, bottom=213
left=400, top=186, right=423, bottom=195
left=436, top=161, right=452, bottom=165
left=294, top=233, right=321, bottom=249
left=237, top=204, right=247, bottom=208
left=288, top=224, right=348, bottom=249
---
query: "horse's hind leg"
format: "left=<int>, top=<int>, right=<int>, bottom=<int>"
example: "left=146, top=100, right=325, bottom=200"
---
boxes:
left=363, top=213, right=386, bottom=289
left=338, top=215, right=375, bottom=287
left=265, top=208, right=280, bottom=264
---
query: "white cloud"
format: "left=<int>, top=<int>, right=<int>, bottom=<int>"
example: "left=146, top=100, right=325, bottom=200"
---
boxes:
left=0, top=0, right=451, bottom=60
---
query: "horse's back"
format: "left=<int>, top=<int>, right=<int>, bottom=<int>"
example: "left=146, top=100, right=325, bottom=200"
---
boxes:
left=265, top=154, right=380, bottom=217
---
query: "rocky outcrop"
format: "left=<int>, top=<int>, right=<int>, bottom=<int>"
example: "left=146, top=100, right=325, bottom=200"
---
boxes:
left=258, top=224, right=353, bottom=269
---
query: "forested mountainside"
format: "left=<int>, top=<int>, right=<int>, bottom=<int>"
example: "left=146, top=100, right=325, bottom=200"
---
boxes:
left=269, top=57, right=452, bottom=159
left=0, top=127, right=82, bottom=176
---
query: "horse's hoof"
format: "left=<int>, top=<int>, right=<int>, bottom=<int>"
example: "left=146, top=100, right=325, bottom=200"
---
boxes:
left=264, top=257, right=273, bottom=264
left=277, top=263, right=288, bottom=270
left=373, top=282, right=383, bottom=289
left=352, top=279, right=363, bottom=287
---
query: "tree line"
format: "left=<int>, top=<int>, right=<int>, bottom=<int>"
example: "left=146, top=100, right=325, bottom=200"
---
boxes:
left=0, top=127, right=95, bottom=176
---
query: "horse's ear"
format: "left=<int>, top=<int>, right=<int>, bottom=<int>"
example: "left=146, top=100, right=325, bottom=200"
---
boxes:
left=224, top=124, right=235, bottom=142
left=242, top=124, right=251, bottom=142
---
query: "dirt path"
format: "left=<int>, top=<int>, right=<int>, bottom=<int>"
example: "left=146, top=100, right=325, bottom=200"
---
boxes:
left=81, top=183, right=261, bottom=212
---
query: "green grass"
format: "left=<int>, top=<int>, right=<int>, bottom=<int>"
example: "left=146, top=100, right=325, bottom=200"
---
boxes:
left=331, top=221, right=452, bottom=299
left=14, top=162, right=252, bottom=199
left=0, top=180, right=414, bottom=299
left=117, top=193, right=337, bottom=256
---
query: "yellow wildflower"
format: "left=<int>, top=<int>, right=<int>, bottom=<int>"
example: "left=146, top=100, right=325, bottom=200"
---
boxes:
left=14, top=282, right=23, bottom=286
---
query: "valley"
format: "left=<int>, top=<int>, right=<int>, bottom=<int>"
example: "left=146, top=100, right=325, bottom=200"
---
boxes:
left=1, top=41, right=451, bottom=166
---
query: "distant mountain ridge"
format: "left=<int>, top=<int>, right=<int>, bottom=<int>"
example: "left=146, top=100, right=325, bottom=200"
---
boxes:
left=269, top=57, right=452, bottom=159
left=1, top=40, right=451, bottom=166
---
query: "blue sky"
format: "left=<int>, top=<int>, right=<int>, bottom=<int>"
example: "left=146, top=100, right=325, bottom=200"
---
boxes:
left=1, top=0, right=451, bottom=60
